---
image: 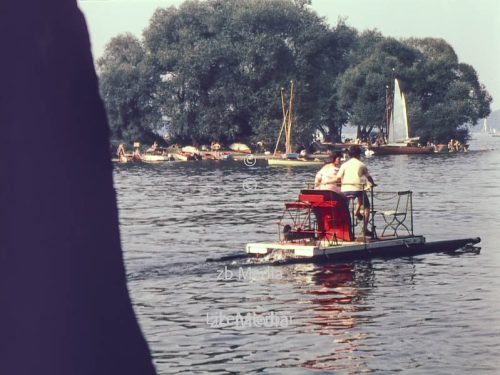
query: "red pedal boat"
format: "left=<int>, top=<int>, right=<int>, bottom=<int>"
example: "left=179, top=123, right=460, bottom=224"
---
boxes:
left=243, top=189, right=480, bottom=262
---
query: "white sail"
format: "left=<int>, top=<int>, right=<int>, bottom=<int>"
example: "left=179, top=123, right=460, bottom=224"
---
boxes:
left=388, top=79, right=410, bottom=144
left=483, top=119, right=489, bottom=133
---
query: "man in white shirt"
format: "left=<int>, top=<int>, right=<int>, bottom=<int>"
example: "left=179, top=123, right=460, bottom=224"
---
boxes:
left=336, top=145, right=376, bottom=236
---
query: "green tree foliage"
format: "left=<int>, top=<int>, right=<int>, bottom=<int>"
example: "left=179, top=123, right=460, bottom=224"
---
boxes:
left=100, top=0, right=354, bottom=145
left=98, top=1, right=491, bottom=146
left=404, top=38, right=491, bottom=143
left=339, top=35, right=491, bottom=143
left=338, top=34, right=423, bottom=140
left=97, top=34, right=161, bottom=142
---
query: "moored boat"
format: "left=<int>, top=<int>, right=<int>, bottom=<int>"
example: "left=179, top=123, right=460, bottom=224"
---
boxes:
left=171, top=152, right=202, bottom=161
left=370, top=144, right=434, bottom=155
left=267, top=81, right=325, bottom=167
left=268, top=156, right=324, bottom=167
left=141, top=153, right=172, bottom=162
left=202, top=151, right=232, bottom=160
left=369, top=79, right=434, bottom=156
left=229, top=143, right=252, bottom=154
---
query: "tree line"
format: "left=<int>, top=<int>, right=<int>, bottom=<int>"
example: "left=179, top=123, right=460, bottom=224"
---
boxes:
left=97, top=0, right=491, bottom=147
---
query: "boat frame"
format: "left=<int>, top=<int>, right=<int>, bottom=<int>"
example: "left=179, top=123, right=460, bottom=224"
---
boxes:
left=245, top=189, right=480, bottom=262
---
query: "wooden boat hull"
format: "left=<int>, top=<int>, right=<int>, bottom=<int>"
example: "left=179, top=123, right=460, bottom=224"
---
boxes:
left=229, top=143, right=252, bottom=153
left=268, top=158, right=324, bottom=167
left=172, top=152, right=202, bottom=161
left=202, top=151, right=233, bottom=160
left=244, top=236, right=480, bottom=263
left=370, top=145, right=435, bottom=155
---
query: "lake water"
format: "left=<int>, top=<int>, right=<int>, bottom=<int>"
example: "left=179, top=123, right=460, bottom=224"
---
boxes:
left=114, top=134, right=500, bottom=374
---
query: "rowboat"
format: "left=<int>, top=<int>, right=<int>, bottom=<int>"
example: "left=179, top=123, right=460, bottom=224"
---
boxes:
left=209, top=189, right=481, bottom=263
left=172, top=152, right=202, bottom=161
left=268, top=157, right=324, bottom=167
left=141, top=153, right=172, bottom=163
left=229, top=143, right=252, bottom=154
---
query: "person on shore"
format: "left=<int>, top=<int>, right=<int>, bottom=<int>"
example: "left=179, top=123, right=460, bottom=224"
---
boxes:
left=314, top=151, right=343, bottom=192
left=211, top=141, right=221, bottom=151
left=299, top=149, right=311, bottom=160
left=116, top=143, right=126, bottom=158
left=132, top=142, right=142, bottom=162
left=146, top=141, right=158, bottom=153
left=335, top=145, right=376, bottom=236
left=116, top=143, right=128, bottom=162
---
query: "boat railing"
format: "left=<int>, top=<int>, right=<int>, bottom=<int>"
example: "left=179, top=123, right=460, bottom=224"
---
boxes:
left=304, top=183, right=414, bottom=240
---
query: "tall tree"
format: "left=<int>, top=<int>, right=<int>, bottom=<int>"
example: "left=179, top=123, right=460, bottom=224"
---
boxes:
left=404, top=38, right=492, bottom=143
left=338, top=35, right=491, bottom=143
left=98, top=34, right=161, bottom=142
left=338, top=35, right=421, bottom=140
left=98, top=1, right=491, bottom=145
left=109, top=0, right=355, bottom=146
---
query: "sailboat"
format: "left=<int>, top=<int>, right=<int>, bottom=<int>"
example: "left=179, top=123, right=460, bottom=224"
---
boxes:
left=482, top=118, right=499, bottom=137
left=370, top=79, right=434, bottom=155
left=482, top=118, right=490, bottom=134
left=267, top=81, right=323, bottom=166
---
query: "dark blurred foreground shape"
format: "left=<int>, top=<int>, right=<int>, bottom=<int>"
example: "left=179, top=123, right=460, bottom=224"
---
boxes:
left=0, top=1, right=156, bottom=374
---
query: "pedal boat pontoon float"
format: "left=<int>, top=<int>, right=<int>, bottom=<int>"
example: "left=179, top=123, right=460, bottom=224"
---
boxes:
left=245, top=189, right=480, bottom=262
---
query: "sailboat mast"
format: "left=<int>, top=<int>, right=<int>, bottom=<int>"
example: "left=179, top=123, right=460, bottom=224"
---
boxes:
left=286, top=81, right=295, bottom=154
left=273, top=88, right=288, bottom=156
left=273, top=81, right=296, bottom=156
left=385, top=84, right=391, bottom=142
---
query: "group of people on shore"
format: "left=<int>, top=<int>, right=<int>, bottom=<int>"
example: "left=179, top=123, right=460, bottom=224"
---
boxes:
left=116, top=142, right=145, bottom=162
left=448, top=139, right=467, bottom=153
left=314, top=145, right=376, bottom=236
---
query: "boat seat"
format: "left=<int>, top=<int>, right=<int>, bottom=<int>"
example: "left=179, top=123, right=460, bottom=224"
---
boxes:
left=379, top=191, right=411, bottom=237
left=301, top=190, right=353, bottom=241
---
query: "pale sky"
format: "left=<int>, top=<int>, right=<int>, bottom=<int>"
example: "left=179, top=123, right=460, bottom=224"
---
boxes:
left=78, top=0, right=500, bottom=110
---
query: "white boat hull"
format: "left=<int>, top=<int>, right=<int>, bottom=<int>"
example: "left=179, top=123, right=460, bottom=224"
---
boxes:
left=142, top=154, right=170, bottom=162
left=246, top=236, right=426, bottom=259
left=172, top=153, right=189, bottom=161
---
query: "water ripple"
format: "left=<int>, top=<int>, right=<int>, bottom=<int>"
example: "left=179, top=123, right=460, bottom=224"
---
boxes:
left=115, top=136, right=500, bottom=374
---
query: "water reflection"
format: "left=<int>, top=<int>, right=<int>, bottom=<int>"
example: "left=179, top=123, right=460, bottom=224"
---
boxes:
left=290, top=260, right=419, bottom=372
left=294, top=262, right=373, bottom=331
